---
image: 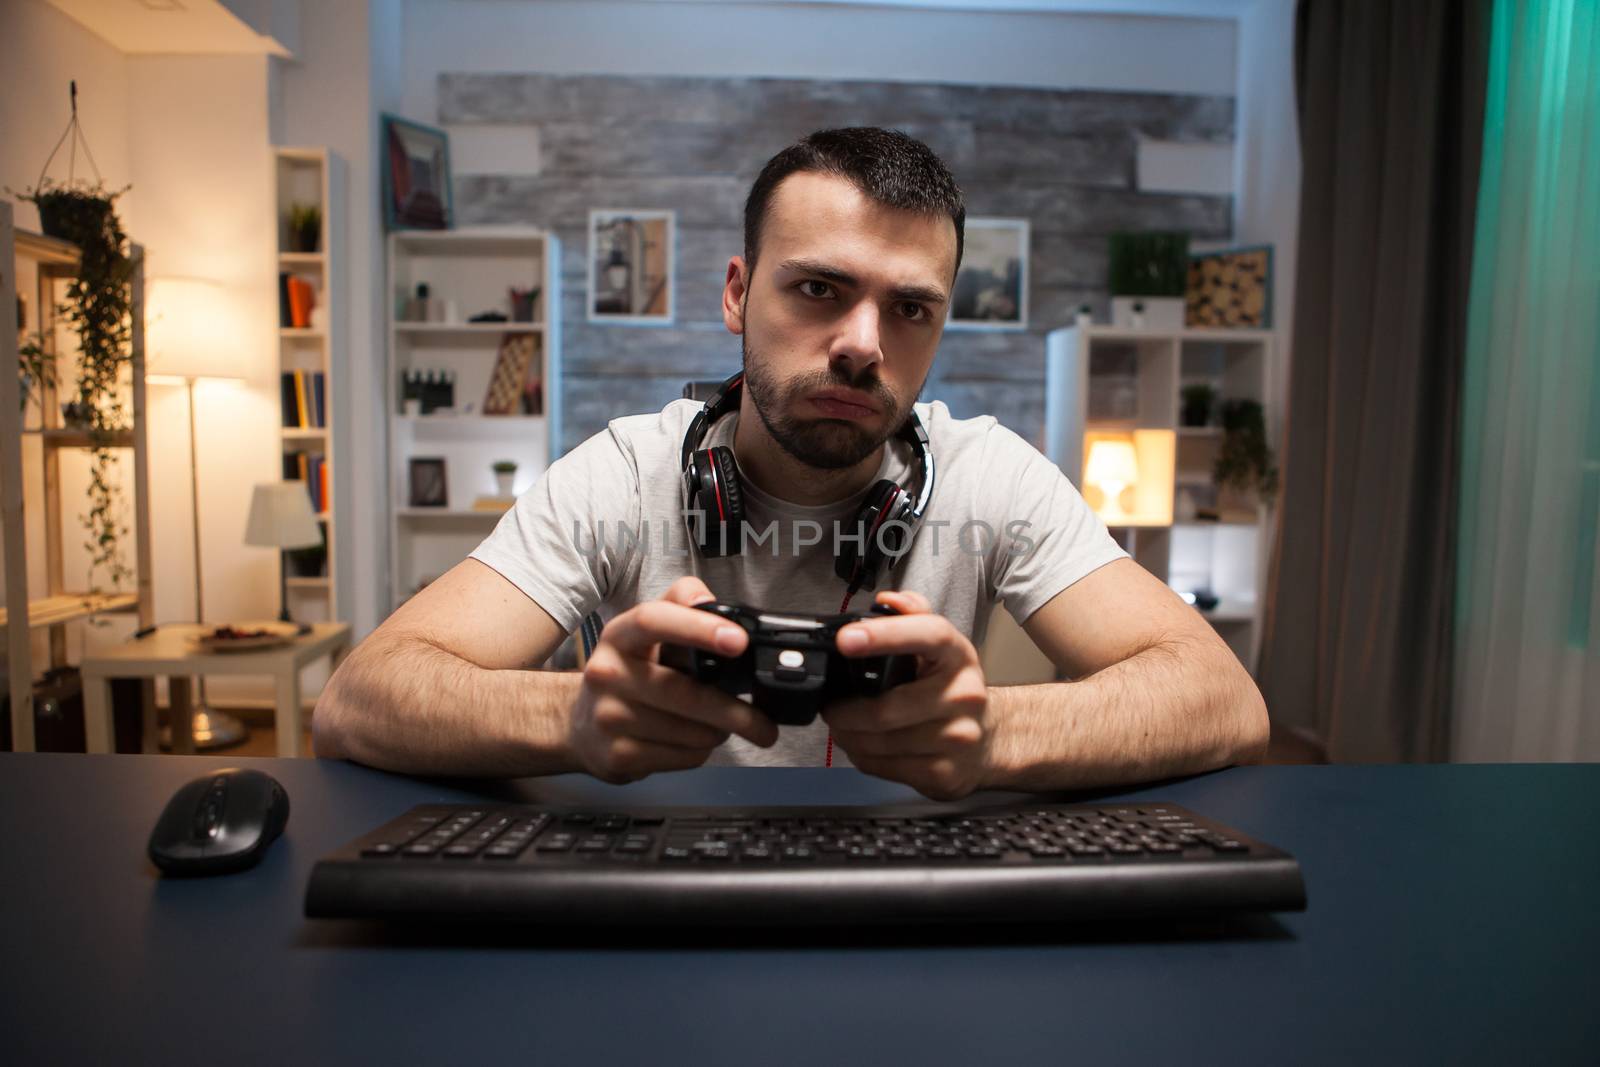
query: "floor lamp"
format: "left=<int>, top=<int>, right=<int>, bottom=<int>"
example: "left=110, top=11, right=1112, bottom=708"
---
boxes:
left=147, top=277, right=248, bottom=749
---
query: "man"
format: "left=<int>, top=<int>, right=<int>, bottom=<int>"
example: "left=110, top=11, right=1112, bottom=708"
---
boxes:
left=314, top=128, right=1267, bottom=798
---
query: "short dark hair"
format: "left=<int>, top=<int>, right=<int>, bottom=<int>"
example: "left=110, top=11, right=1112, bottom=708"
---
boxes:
left=742, top=127, right=966, bottom=281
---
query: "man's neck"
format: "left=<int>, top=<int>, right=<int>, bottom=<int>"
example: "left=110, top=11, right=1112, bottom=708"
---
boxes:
left=730, top=396, right=885, bottom=507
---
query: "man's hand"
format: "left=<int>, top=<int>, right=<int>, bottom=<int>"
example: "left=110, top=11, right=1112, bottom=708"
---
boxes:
left=566, top=577, right=779, bottom=783
left=820, top=590, right=991, bottom=801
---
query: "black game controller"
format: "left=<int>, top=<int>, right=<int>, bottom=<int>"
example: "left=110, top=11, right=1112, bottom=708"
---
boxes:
left=657, top=601, right=919, bottom=726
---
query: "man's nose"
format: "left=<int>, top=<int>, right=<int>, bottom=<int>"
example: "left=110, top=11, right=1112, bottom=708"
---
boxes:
left=829, top=299, right=884, bottom=376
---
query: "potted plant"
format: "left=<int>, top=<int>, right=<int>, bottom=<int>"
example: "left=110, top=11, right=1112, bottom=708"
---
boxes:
left=1213, top=399, right=1278, bottom=509
left=1108, top=231, right=1190, bottom=330
left=16, top=330, right=55, bottom=417
left=11, top=179, right=136, bottom=591
left=492, top=460, right=518, bottom=497
left=1180, top=383, right=1216, bottom=427
left=287, top=203, right=321, bottom=253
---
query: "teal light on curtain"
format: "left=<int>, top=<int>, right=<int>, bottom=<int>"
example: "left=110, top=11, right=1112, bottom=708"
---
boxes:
left=1455, top=0, right=1600, bottom=760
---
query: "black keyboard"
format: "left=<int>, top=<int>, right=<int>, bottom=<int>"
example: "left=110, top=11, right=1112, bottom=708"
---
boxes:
left=305, top=801, right=1305, bottom=925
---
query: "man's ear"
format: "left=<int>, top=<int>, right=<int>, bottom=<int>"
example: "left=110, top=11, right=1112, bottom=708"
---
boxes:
left=722, top=256, right=749, bottom=335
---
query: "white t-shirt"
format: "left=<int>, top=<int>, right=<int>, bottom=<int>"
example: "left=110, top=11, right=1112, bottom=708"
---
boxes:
left=471, top=398, right=1126, bottom=766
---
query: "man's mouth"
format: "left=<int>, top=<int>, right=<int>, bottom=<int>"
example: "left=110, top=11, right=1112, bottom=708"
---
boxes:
left=808, top=390, right=879, bottom=419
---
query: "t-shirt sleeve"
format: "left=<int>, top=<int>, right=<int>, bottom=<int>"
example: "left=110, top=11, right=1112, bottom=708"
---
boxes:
left=978, top=422, right=1129, bottom=625
left=468, top=426, right=640, bottom=635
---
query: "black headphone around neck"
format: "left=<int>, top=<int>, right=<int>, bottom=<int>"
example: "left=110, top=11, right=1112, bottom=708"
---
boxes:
left=680, top=372, right=936, bottom=597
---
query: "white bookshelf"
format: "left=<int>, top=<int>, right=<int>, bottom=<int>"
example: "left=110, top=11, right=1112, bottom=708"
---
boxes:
left=385, top=228, right=562, bottom=611
left=1045, top=324, right=1277, bottom=671
left=274, top=147, right=348, bottom=631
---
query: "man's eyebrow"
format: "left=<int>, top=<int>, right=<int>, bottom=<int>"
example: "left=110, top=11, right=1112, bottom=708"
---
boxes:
left=778, top=258, right=948, bottom=305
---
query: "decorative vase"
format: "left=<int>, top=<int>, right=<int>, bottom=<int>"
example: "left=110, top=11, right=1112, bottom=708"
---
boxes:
left=494, top=472, right=515, bottom=497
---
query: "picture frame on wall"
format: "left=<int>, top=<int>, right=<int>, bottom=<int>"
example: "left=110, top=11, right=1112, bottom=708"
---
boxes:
left=1186, top=245, right=1273, bottom=328
left=408, top=457, right=449, bottom=508
left=947, top=217, right=1029, bottom=331
left=382, top=114, right=452, bottom=230
left=588, top=209, right=675, bottom=325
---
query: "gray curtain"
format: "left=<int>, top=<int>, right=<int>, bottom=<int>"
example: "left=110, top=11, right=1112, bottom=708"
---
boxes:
left=1257, top=0, right=1491, bottom=761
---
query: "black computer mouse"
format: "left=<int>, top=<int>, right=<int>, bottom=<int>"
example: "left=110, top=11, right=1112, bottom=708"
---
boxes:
left=148, top=767, right=289, bottom=877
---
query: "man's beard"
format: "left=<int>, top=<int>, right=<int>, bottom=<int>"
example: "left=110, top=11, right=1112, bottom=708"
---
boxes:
left=741, top=334, right=912, bottom=471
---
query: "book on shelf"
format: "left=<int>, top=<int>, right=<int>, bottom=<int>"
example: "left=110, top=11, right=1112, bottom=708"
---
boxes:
left=283, top=451, right=329, bottom=513
left=278, top=272, right=319, bottom=329
left=280, top=371, right=327, bottom=428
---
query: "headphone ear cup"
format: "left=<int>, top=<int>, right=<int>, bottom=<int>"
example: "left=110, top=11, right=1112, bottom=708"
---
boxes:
left=685, top=445, right=745, bottom=557
left=835, top=479, right=908, bottom=589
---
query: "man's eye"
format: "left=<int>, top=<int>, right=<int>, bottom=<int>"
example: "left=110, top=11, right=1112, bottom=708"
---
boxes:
left=898, top=302, right=928, bottom=321
left=799, top=280, right=835, bottom=299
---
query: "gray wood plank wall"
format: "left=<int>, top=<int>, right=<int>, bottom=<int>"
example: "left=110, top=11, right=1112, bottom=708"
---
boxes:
left=439, top=73, right=1233, bottom=454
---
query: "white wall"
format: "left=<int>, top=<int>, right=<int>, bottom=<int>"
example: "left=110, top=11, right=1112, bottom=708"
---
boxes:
left=399, top=0, right=1238, bottom=120
left=1232, top=0, right=1298, bottom=474
left=273, top=0, right=398, bottom=640
left=123, top=54, right=280, bottom=676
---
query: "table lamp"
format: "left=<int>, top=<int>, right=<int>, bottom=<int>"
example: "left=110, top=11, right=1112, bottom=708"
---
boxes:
left=1085, top=438, right=1140, bottom=525
left=245, top=482, right=324, bottom=628
left=146, top=276, right=248, bottom=750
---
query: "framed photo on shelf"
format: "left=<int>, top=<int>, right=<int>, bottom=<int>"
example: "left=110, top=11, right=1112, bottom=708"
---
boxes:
left=588, top=210, right=674, bottom=324
left=382, top=114, right=452, bottom=230
left=408, top=457, right=449, bottom=508
left=947, top=217, right=1029, bottom=331
left=1186, top=245, right=1273, bottom=328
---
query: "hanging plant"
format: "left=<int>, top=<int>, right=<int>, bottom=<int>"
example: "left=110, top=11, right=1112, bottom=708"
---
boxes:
left=1213, top=398, right=1279, bottom=507
left=8, top=83, right=135, bottom=592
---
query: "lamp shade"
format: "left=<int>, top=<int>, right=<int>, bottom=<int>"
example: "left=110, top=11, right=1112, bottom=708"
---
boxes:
left=1085, top=439, right=1140, bottom=491
left=244, top=482, right=322, bottom=550
left=145, top=276, right=241, bottom=381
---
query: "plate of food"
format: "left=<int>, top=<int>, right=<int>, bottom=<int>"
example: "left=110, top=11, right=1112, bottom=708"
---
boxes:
left=192, top=623, right=299, bottom=653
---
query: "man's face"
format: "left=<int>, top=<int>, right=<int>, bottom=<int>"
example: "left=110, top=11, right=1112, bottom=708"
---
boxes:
left=725, top=171, right=957, bottom=471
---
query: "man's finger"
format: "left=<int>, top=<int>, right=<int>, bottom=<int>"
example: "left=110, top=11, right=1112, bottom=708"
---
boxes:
left=831, top=716, right=982, bottom=758
left=662, top=575, right=717, bottom=607
left=821, top=671, right=984, bottom=733
left=874, top=589, right=932, bottom=615
left=593, top=700, right=731, bottom=750
left=597, top=652, right=778, bottom=747
left=603, top=599, right=747, bottom=659
left=835, top=612, right=973, bottom=674
left=598, top=735, right=717, bottom=782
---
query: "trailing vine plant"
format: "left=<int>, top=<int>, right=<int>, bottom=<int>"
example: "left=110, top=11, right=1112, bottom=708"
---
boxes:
left=9, top=83, right=136, bottom=593
left=10, top=179, right=137, bottom=592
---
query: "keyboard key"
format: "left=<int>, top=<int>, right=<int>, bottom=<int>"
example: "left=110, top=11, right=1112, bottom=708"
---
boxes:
left=360, top=843, right=399, bottom=857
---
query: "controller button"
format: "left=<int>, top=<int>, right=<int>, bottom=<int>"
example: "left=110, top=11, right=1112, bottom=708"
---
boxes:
left=777, top=649, right=804, bottom=669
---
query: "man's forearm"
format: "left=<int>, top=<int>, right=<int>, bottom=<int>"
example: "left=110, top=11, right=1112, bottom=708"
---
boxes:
left=982, top=637, right=1269, bottom=791
left=313, top=635, right=584, bottom=777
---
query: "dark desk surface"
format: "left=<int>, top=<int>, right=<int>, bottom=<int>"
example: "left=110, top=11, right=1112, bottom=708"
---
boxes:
left=0, top=755, right=1595, bottom=1066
